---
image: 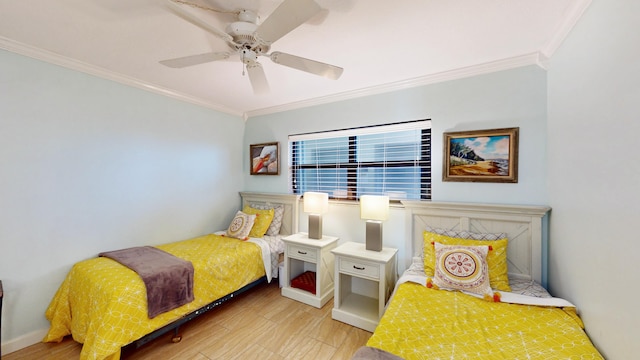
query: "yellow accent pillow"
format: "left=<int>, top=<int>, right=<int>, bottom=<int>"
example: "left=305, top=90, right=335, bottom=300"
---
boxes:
left=423, top=231, right=511, bottom=291
left=243, top=205, right=275, bottom=238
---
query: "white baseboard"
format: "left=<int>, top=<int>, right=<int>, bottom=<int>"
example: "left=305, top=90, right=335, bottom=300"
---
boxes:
left=2, top=328, right=49, bottom=355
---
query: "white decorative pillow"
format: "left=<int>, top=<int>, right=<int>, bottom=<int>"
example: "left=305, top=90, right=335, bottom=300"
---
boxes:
left=423, top=231, right=511, bottom=292
left=226, top=211, right=256, bottom=240
left=432, top=242, right=493, bottom=298
left=251, top=203, right=284, bottom=236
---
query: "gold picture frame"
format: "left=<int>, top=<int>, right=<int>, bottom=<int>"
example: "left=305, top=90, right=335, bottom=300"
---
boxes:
left=250, top=142, right=279, bottom=175
left=443, top=127, right=519, bottom=183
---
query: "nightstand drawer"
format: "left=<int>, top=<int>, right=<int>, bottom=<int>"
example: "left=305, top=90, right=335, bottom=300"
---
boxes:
left=288, top=244, right=317, bottom=262
left=339, top=258, right=379, bottom=279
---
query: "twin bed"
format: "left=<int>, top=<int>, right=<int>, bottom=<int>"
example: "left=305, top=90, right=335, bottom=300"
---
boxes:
left=356, top=200, right=603, bottom=359
left=43, top=192, right=299, bottom=360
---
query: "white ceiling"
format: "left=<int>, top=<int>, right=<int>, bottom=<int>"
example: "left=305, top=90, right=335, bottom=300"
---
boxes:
left=0, top=0, right=590, bottom=118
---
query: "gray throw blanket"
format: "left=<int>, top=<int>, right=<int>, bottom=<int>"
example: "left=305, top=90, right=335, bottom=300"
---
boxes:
left=99, top=246, right=194, bottom=318
left=351, top=347, right=404, bottom=360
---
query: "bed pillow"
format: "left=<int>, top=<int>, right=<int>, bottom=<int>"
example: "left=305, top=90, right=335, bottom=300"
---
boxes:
left=432, top=242, right=493, bottom=298
left=508, top=278, right=552, bottom=298
left=226, top=211, right=256, bottom=240
left=420, top=225, right=506, bottom=267
left=423, top=231, right=511, bottom=291
left=424, top=225, right=507, bottom=241
left=242, top=205, right=274, bottom=238
left=250, top=203, right=284, bottom=236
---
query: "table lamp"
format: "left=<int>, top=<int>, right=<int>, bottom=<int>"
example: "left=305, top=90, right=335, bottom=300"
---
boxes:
left=304, top=192, right=329, bottom=239
left=360, top=195, right=389, bottom=251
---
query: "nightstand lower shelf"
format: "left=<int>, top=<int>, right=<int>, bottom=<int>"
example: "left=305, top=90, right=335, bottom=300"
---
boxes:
left=282, top=286, right=333, bottom=308
left=332, top=293, right=379, bottom=332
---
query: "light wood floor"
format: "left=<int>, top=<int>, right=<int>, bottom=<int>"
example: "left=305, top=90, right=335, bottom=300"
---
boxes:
left=4, top=281, right=371, bottom=360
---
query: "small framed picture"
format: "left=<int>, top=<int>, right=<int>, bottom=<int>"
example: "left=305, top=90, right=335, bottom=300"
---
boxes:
left=443, top=127, right=518, bottom=183
left=250, top=142, right=279, bottom=175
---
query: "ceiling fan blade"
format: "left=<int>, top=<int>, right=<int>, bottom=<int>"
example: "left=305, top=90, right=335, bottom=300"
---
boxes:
left=270, top=51, right=343, bottom=80
left=165, top=0, right=233, bottom=43
left=246, top=62, right=270, bottom=95
left=254, top=0, right=322, bottom=45
left=159, top=52, right=230, bottom=68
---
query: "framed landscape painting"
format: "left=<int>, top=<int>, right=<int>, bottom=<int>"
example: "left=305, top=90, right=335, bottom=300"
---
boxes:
left=250, top=142, right=279, bottom=175
left=443, top=127, right=519, bottom=183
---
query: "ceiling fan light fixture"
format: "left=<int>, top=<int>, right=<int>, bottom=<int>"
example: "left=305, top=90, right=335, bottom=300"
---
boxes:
left=240, top=49, right=258, bottom=64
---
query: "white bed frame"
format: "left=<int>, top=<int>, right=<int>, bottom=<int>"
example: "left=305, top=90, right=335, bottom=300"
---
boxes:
left=401, top=201, right=551, bottom=286
left=240, top=191, right=301, bottom=235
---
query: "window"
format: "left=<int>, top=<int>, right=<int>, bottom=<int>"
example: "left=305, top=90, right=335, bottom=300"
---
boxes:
left=289, top=120, right=431, bottom=201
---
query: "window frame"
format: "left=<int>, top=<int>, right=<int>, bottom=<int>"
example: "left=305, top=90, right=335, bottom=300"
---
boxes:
left=289, top=120, right=431, bottom=201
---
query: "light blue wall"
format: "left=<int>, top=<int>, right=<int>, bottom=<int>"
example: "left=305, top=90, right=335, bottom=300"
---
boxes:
left=547, top=1, right=640, bottom=358
left=244, top=66, right=548, bottom=269
left=245, top=66, right=548, bottom=204
left=0, top=49, right=245, bottom=345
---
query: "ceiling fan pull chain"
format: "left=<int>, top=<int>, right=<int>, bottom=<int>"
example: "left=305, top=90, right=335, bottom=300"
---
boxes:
left=241, top=51, right=246, bottom=76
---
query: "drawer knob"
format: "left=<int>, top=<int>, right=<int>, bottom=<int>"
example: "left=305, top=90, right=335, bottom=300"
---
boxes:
left=353, top=265, right=365, bottom=270
left=298, top=251, right=307, bottom=255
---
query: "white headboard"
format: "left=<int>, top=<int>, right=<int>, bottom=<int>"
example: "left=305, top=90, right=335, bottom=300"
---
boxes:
left=239, top=192, right=301, bottom=236
left=401, top=201, right=551, bottom=286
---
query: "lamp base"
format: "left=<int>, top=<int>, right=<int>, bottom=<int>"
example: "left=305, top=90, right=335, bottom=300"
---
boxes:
left=365, top=220, right=382, bottom=251
left=308, top=214, right=323, bottom=239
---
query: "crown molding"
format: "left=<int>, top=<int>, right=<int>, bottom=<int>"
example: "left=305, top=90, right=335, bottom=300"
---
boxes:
left=244, top=52, right=548, bottom=119
left=541, top=0, right=592, bottom=58
left=2, top=35, right=549, bottom=121
left=0, top=36, right=243, bottom=117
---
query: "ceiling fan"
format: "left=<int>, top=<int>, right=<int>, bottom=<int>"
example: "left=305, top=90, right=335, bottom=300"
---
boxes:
left=160, top=0, right=344, bottom=94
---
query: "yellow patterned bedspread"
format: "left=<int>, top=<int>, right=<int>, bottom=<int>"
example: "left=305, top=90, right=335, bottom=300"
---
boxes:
left=43, top=234, right=265, bottom=360
left=367, top=282, right=603, bottom=359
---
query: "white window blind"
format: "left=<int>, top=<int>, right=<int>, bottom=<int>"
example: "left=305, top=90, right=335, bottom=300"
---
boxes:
left=289, top=120, right=431, bottom=200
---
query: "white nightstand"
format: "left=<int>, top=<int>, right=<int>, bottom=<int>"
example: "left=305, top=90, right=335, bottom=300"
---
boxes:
left=281, top=233, right=339, bottom=308
left=331, top=242, right=397, bottom=332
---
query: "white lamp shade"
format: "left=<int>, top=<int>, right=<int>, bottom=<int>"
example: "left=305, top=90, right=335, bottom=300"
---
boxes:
left=303, top=192, right=329, bottom=214
left=360, top=195, right=389, bottom=221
